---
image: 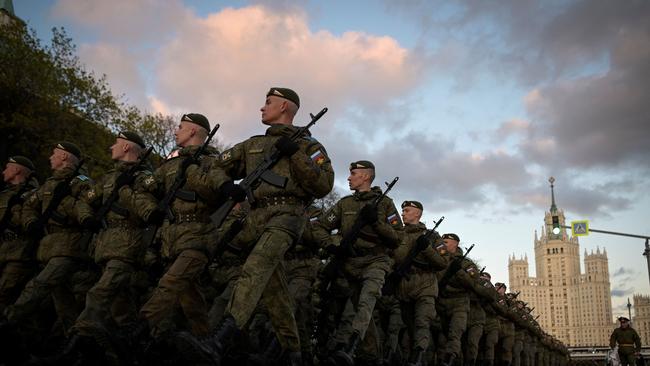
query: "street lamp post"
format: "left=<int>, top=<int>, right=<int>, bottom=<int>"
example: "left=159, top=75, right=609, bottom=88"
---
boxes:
left=627, top=298, right=632, bottom=325
left=644, top=238, right=650, bottom=288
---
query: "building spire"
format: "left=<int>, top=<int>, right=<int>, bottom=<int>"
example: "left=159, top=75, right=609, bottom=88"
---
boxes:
left=549, top=176, right=558, bottom=214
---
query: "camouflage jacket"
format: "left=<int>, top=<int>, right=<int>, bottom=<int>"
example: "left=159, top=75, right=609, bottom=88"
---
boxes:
left=436, top=247, right=474, bottom=298
left=393, top=222, right=447, bottom=272
left=143, top=145, right=227, bottom=259
left=0, top=177, right=39, bottom=262
left=315, top=187, right=403, bottom=253
left=84, top=161, right=158, bottom=264
left=22, top=167, right=94, bottom=262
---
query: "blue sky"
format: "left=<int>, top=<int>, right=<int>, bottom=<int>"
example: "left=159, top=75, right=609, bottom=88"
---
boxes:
left=12, top=0, right=650, bottom=320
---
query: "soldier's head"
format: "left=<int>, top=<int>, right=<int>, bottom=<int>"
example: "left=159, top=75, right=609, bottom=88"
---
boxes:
left=3, top=156, right=34, bottom=185
left=261, top=87, right=300, bottom=126
left=441, top=233, right=460, bottom=254
left=176, top=113, right=210, bottom=147
left=401, top=200, right=423, bottom=225
left=618, top=317, right=630, bottom=328
left=348, top=160, right=375, bottom=192
left=112, top=131, right=146, bottom=162
left=50, top=142, right=81, bottom=171
left=481, top=271, right=492, bottom=282
left=495, top=282, right=507, bottom=295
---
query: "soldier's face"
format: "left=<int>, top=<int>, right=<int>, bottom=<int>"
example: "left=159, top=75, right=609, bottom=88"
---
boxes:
left=497, top=286, right=506, bottom=295
left=621, top=320, right=629, bottom=328
left=49, top=148, right=67, bottom=170
left=443, top=238, right=459, bottom=253
left=261, top=96, right=284, bottom=125
left=175, top=122, right=194, bottom=147
left=2, top=163, right=19, bottom=183
left=401, top=206, right=422, bottom=225
left=110, top=138, right=127, bottom=160
left=347, top=169, right=369, bottom=191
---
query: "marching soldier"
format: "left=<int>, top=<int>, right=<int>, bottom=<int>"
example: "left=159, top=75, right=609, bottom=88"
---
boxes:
left=494, top=283, right=516, bottom=366
left=209, top=87, right=334, bottom=365
left=463, top=264, right=488, bottom=366
left=0, top=156, right=39, bottom=313
left=477, top=272, right=499, bottom=366
left=610, top=316, right=641, bottom=366
left=315, top=160, right=402, bottom=365
left=65, top=131, right=161, bottom=356
left=392, top=200, right=446, bottom=366
left=6, top=142, right=96, bottom=334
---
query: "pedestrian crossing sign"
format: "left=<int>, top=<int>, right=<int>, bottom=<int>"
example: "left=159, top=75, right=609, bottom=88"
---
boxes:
left=571, top=220, right=589, bottom=236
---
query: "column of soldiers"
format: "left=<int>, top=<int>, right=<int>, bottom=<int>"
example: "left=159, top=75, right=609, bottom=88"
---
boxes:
left=0, top=86, right=572, bottom=366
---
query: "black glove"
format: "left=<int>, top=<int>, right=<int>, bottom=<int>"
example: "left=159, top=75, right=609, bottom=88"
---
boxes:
left=26, top=221, right=45, bottom=238
left=146, top=209, right=165, bottom=226
left=359, top=204, right=378, bottom=225
left=218, top=181, right=246, bottom=203
left=274, top=136, right=300, bottom=157
left=114, top=172, right=135, bottom=188
left=415, top=235, right=431, bottom=251
left=81, top=217, right=102, bottom=232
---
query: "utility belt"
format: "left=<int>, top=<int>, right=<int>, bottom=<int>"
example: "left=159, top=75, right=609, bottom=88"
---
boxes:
left=105, top=218, right=138, bottom=229
left=284, top=250, right=314, bottom=261
left=173, top=212, right=211, bottom=224
left=619, top=343, right=635, bottom=347
left=352, top=245, right=386, bottom=257
left=253, top=195, right=306, bottom=209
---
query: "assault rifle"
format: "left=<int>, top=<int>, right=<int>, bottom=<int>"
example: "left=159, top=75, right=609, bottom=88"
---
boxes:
left=312, top=177, right=399, bottom=345
left=382, top=216, right=444, bottom=296
left=437, top=243, right=475, bottom=293
left=209, top=108, right=328, bottom=229
left=32, top=158, right=86, bottom=237
left=76, top=147, right=153, bottom=251
left=142, top=124, right=220, bottom=247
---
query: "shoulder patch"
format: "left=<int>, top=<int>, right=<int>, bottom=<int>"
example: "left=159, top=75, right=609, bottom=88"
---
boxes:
left=87, top=190, right=96, bottom=200
left=327, top=213, right=337, bottom=222
left=76, top=175, right=90, bottom=182
left=221, top=150, right=232, bottom=161
left=387, top=212, right=399, bottom=225
left=310, top=150, right=326, bottom=165
left=144, top=175, right=155, bottom=186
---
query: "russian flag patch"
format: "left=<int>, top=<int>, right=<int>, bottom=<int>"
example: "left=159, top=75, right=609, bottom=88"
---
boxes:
left=387, top=213, right=399, bottom=225
left=310, top=150, right=326, bottom=165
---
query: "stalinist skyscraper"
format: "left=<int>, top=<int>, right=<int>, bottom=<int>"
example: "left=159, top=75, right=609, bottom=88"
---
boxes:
left=509, top=178, right=613, bottom=347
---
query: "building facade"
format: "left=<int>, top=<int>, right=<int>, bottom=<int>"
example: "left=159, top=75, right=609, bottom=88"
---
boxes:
left=633, top=294, right=650, bottom=346
left=508, top=179, right=613, bottom=347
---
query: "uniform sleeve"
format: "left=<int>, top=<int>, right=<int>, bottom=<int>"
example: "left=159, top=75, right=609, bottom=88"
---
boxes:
left=610, top=329, right=617, bottom=349
left=119, top=171, right=160, bottom=221
left=22, top=186, right=43, bottom=228
left=290, top=139, right=334, bottom=199
left=64, top=178, right=95, bottom=224
left=313, top=200, right=343, bottom=248
left=299, top=208, right=323, bottom=248
left=371, top=197, right=402, bottom=249
left=217, top=142, right=247, bottom=180
left=185, top=156, right=231, bottom=201
left=421, top=245, right=448, bottom=271
left=634, top=329, right=642, bottom=351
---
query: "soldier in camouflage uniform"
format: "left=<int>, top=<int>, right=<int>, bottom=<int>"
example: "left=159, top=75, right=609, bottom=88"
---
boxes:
left=6, top=142, right=96, bottom=334
left=314, top=160, right=402, bottom=365
left=435, top=233, right=473, bottom=366
left=477, top=272, right=499, bottom=366
left=463, top=264, right=490, bottom=366
left=210, top=87, right=334, bottom=365
left=512, top=300, right=526, bottom=366
left=139, top=113, right=231, bottom=337
left=0, top=156, right=39, bottom=314
left=494, top=283, right=516, bottom=366
left=66, top=131, right=161, bottom=353
left=610, top=316, right=641, bottom=366
left=392, top=200, right=446, bottom=366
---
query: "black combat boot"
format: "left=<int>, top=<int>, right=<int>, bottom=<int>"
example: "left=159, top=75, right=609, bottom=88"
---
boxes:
left=408, top=347, right=425, bottom=366
left=326, top=331, right=360, bottom=366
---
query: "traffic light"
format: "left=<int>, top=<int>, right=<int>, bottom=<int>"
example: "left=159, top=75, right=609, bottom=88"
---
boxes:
left=552, top=215, right=561, bottom=235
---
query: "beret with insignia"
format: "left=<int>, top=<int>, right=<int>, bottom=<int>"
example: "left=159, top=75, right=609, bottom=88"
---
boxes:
left=442, top=233, right=460, bottom=242
left=56, top=141, right=82, bottom=159
left=267, top=87, right=300, bottom=108
left=181, top=113, right=210, bottom=131
left=118, top=130, right=146, bottom=148
left=401, top=200, right=423, bottom=211
left=349, top=160, right=375, bottom=171
left=8, top=156, right=35, bottom=171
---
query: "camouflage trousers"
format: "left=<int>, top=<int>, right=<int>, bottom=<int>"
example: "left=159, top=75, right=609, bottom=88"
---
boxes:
left=6, top=257, right=81, bottom=334
left=140, top=249, right=209, bottom=336
left=207, top=257, right=242, bottom=329
left=376, top=295, right=403, bottom=360
left=285, top=256, right=319, bottom=354
left=498, top=319, right=515, bottom=363
left=72, top=259, right=137, bottom=337
left=436, top=295, right=469, bottom=358
left=0, top=261, right=34, bottom=313
left=396, top=271, right=436, bottom=352
left=225, top=228, right=300, bottom=352
left=464, top=301, right=486, bottom=363
left=480, top=316, right=500, bottom=364
left=334, top=297, right=382, bottom=360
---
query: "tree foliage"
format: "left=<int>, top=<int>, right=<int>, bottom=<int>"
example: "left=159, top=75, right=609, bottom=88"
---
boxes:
left=0, top=21, right=177, bottom=179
